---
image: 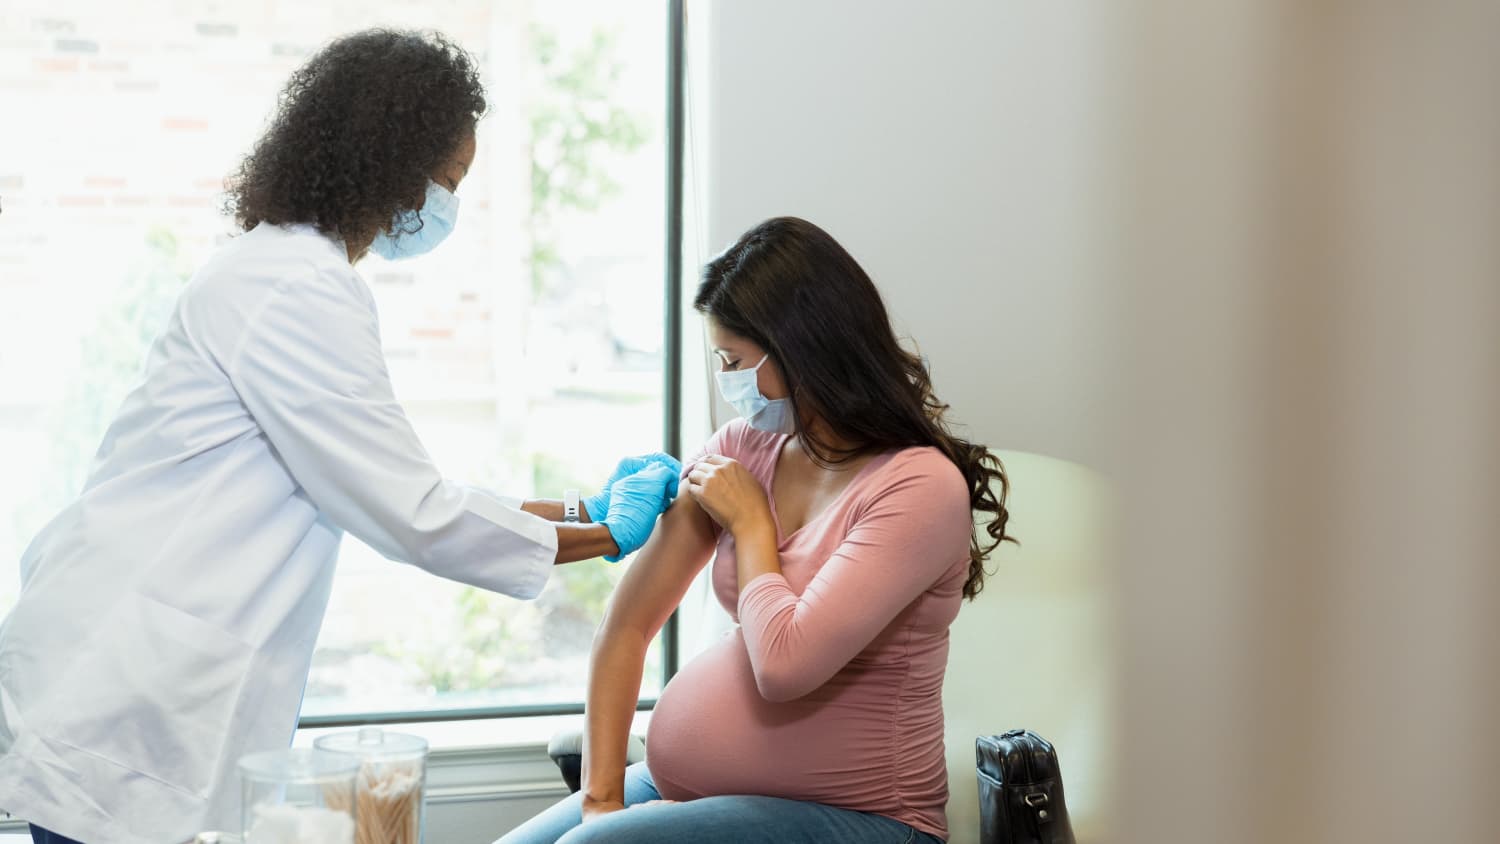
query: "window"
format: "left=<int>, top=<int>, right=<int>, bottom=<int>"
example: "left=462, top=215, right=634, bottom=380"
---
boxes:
left=0, top=0, right=676, bottom=722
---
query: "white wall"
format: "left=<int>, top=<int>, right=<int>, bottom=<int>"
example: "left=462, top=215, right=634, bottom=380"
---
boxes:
left=699, top=0, right=1111, bottom=469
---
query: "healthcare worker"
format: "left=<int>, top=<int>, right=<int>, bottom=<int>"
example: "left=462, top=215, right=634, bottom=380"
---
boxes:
left=0, top=30, right=678, bottom=844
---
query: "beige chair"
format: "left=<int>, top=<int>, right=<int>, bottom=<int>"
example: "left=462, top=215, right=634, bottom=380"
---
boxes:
left=941, top=450, right=1113, bottom=844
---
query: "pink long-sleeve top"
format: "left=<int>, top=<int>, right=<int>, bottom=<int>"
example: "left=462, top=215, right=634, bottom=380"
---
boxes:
left=645, top=419, right=973, bottom=840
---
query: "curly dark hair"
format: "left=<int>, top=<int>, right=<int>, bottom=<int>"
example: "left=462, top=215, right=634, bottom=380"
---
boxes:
left=224, top=29, right=485, bottom=243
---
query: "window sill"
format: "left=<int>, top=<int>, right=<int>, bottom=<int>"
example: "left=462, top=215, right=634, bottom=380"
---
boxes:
left=294, top=709, right=652, bottom=754
left=293, top=710, right=653, bottom=805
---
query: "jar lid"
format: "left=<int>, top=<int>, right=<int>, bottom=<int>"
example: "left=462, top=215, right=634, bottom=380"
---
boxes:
left=314, top=726, right=429, bottom=761
left=237, top=747, right=360, bottom=783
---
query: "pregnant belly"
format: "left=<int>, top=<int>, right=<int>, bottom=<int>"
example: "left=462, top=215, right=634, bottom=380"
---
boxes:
left=645, top=630, right=908, bottom=807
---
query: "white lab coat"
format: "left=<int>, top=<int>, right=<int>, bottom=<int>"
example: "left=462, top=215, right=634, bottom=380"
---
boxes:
left=0, top=223, right=557, bottom=843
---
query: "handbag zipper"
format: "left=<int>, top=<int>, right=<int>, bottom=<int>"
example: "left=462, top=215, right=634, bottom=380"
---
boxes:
left=1018, top=731, right=1049, bottom=841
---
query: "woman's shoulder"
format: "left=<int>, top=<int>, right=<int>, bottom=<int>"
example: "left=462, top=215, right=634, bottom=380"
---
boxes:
left=865, top=445, right=969, bottom=509
left=706, top=418, right=784, bottom=460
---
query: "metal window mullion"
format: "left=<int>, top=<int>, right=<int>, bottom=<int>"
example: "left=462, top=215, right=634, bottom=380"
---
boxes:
left=660, top=0, right=686, bottom=689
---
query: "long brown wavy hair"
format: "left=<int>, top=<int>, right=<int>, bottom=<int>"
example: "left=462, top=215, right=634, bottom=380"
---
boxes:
left=695, top=217, right=1013, bottom=599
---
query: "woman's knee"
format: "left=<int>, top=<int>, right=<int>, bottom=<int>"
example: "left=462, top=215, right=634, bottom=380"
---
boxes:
left=554, top=810, right=671, bottom=844
left=494, top=790, right=584, bottom=844
left=553, top=821, right=616, bottom=844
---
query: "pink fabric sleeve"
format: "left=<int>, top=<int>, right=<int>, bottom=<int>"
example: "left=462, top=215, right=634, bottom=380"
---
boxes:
left=735, top=456, right=972, bottom=702
left=679, top=420, right=747, bottom=539
left=680, top=420, right=745, bottom=483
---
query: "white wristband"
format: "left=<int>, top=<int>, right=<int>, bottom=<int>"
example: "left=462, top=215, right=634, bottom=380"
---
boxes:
left=563, top=488, right=581, bottom=523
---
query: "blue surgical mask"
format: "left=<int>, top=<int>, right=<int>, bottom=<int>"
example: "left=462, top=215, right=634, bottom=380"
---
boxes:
left=370, top=180, right=459, bottom=260
left=715, top=353, right=796, bottom=434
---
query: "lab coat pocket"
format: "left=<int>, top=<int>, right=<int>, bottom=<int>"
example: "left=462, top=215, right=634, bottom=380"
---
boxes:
left=42, top=592, right=255, bottom=799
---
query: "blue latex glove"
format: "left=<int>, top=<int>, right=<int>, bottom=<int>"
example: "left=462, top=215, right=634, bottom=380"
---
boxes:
left=600, top=462, right=679, bottom=562
left=582, top=451, right=682, bottom=523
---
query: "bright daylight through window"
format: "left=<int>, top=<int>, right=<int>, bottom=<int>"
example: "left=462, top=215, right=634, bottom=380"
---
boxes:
left=0, top=0, right=669, bottom=720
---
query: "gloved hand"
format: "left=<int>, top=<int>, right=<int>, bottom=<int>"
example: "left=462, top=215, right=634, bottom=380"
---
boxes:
left=582, top=451, right=682, bottom=523
left=600, top=461, right=679, bottom=562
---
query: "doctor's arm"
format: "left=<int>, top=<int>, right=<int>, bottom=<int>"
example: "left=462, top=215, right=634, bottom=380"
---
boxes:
left=228, top=279, right=615, bottom=598
left=519, top=452, right=680, bottom=525
left=580, top=493, right=718, bottom=821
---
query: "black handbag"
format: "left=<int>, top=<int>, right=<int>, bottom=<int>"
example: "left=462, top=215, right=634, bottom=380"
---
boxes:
left=976, top=729, right=1077, bottom=844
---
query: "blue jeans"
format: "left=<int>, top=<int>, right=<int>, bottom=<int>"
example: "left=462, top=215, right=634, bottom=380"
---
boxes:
left=496, top=762, right=945, bottom=844
left=30, top=827, right=85, bottom=844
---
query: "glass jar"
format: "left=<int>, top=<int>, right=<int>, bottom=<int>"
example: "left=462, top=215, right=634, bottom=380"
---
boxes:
left=238, top=748, right=358, bottom=844
left=314, top=727, right=429, bottom=844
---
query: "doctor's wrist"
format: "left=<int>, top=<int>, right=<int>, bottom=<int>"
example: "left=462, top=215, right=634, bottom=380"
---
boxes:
left=552, top=522, right=619, bottom=564
left=519, top=498, right=566, bottom=522
left=518, top=498, right=595, bottom=524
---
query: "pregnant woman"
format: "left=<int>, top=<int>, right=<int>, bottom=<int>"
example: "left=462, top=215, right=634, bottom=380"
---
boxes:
left=499, top=216, right=1013, bottom=844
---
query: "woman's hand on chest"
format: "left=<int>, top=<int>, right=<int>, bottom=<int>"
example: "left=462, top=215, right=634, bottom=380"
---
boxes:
left=685, top=455, right=775, bottom=541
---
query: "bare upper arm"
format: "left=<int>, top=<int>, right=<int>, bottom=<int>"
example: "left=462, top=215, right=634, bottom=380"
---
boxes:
left=596, top=492, right=718, bottom=644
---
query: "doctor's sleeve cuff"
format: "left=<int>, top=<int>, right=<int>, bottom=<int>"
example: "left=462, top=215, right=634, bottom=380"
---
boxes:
left=444, top=489, right=557, bottom=600
left=490, top=493, right=525, bottom=510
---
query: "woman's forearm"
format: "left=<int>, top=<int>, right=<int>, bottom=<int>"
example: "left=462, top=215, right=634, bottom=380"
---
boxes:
left=576, top=494, right=718, bottom=811
left=732, top=519, right=781, bottom=591
left=581, top=628, right=650, bottom=806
